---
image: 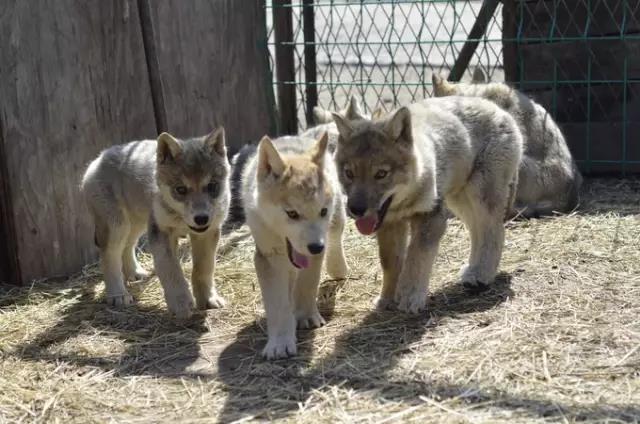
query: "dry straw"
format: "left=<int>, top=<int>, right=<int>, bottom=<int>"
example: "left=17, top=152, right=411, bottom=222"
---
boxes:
left=1, top=178, right=639, bottom=422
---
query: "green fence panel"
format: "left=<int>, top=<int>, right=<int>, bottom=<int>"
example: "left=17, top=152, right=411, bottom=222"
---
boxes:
left=267, top=0, right=640, bottom=174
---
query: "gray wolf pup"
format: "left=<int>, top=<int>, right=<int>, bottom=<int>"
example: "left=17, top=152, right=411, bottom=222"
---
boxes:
left=235, top=132, right=348, bottom=359
left=332, top=97, right=523, bottom=313
left=432, top=72, right=582, bottom=217
left=81, top=129, right=230, bottom=318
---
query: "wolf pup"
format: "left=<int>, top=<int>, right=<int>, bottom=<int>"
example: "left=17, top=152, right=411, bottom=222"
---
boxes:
left=235, top=132, right=348, bottom=359
left=81, top=129, right=230, bottom=318
left=332, top=97, right=523, bottom=313
left=432, top=72, right=582, bottom=217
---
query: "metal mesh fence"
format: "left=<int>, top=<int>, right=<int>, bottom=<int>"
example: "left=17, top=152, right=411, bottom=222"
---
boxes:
left=267, top=0, right=640, bottom=174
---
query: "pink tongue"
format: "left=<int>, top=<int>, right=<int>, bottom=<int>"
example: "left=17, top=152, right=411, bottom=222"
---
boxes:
left=291, top=247, right=310, bottom=269
left=355, top=215, right=378, bottom=235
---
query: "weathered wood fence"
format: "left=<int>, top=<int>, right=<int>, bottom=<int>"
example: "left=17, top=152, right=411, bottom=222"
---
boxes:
left=0, top=0, right=276, bottom=284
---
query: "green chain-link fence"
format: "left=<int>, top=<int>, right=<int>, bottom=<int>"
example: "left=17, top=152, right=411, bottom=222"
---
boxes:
left=267, top=0, right=640, bottom=174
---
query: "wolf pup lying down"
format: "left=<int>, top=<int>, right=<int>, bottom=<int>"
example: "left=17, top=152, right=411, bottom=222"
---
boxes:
left=81, top=129, right=230, bottom=318
left=332, top=97, right=523, bottom=313
left=233, top=132, right=348, bottom=359
left=432, top=72, right=582, bottom=217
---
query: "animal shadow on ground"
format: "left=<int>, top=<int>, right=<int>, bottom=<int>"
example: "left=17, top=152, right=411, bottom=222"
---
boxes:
left=217, top=272, right=640, bottom=422
left=3, top=276, right=210, bottom=377
left=216, top=273, right=514, bottom=421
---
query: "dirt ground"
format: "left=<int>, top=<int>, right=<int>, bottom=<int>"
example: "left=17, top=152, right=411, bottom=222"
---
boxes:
left=1, top=178, right=639, bottom=423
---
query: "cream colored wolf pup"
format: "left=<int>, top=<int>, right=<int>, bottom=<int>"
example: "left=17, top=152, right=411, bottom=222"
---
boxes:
left=237, top=132, right=348, bottom=359
left=81, top=129, right=230, bottom=318
left=432, top=72, right=582, bottom=217
left=332, top=97, right=523, bottom=313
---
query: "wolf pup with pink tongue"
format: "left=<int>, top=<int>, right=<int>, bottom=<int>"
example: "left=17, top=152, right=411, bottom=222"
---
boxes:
left=332, top=96, right=522, bottom=313
left=231, top=132, right=348, bottom=359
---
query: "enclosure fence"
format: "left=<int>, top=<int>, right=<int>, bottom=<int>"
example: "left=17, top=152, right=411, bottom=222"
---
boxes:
left=267, top=0, right=640, bottom=174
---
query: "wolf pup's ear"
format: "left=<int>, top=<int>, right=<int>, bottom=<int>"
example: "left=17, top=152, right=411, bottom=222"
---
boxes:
left=157, top=132, right=182, bottom=164
left=345, top=95, right=365, bottom=120
left=310, top=131, right=329, bottom=166
left=371, top=107, right=385, bottom=120
left=313, top=106, right=333, bottom=125
left=472, top=67, right=487, bottom=83
left=204, top=127, right=226, bottom=157
left=384, top=107, right=412, bottom=145
left=331, top=113, right=353, bottom=140
left=432, top=73, right=448, bottom=97
left=257, top=136, right=285, bottom=181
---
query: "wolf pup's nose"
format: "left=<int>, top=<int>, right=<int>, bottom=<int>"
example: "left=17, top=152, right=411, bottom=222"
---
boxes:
left=194, top=214, right=210, bottom=226
left=348, top=204, right=367, bottom=217
left=307, top=242, right=325, bottom=255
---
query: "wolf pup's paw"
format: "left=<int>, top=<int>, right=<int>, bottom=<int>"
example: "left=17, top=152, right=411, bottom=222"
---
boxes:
left=166, top=293, right=195, bottom=319
left=373, top=295, right=397, bottom=311
left=395, top=286, right=427, bottom=315
left=126, top=268, right=151, bottom=281
left=326, top=257, right=349, bottom=280
left=295, top=308, right=326, bottom=329
left=262, top=336, right=297, bottom=360
left=459, top=265, right=490, bottom=294
left=106, top=291, right=135, bottom=307
left=202, top=293, right=226, bottom=310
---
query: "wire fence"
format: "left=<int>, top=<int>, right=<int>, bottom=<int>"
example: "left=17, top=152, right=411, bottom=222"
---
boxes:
left=267, top=0, right=640, bottom=174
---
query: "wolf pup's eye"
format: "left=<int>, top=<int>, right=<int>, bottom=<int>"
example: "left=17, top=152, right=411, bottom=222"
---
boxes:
left=320, top=208, right=328, bottom=217
left=374, top=169, right=389, bottom=180
left=344, top=169, right=354, bottom=179
left=175, top=186, right=188, bottom=195
left=286, top=210, right=300, bottom=220
left=205, top=181, right=218, bottom=195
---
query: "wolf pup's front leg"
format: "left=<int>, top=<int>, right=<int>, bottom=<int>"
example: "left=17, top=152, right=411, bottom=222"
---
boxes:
left=149, top=220, right=194, bottom=319
left=395, top=210, right=447, bottom=314
left=255, top=250, right=297, bottom=359
left=190, top=228, right=226, bottom=309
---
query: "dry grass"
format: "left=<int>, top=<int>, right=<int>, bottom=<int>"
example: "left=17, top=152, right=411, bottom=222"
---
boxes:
left=1, top=178, right=639, bottom=423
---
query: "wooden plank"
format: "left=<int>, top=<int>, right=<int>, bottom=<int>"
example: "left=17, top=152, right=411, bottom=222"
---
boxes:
left=149, top=0, right=276, bottom=151
left=273, top=0, right=298, bottom=135
left=519, top=39, right=640, bottom=83
left=520, top=0, right=640, bottom=38
left=0, top=0, right=157, bottom=283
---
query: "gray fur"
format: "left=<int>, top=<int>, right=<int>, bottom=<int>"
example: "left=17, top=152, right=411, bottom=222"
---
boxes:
left=432, top=75, right=582, bottom=217
left=81, top=129, right=230, bottom=318
left=333, top=96, right=523, bottom=313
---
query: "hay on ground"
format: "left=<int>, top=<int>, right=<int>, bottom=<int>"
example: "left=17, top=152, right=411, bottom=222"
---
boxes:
left=0, top=177, right=639, bottom=423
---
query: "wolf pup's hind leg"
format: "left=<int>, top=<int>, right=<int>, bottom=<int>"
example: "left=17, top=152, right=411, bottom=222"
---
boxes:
left=122, top=220, right=150, bottom=281
left=97, top=212, right=135, bottom=306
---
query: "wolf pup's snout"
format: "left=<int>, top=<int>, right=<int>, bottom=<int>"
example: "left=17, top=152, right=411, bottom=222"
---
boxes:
left=193, top=214, right=209, bottom=226
left=307, top=242, right=325, bottom=255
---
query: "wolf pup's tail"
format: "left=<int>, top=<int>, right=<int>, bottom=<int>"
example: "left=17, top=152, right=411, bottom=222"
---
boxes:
left=223, top=143, right=257, bottom=233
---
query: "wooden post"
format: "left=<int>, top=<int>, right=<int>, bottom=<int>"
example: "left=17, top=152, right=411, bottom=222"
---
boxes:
left=302, top=0, right=318, bottom=126
left=138, top=0, right=168, bottom=134
left=502, top=0, right=519, bottom=83
left=273, top=0, right=297, bottom=134
left=448, top=0, right=500, bottom=82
